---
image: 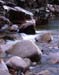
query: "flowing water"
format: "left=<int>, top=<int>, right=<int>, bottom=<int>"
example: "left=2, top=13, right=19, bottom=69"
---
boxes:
left=36, top=17, right=59, bottom=30
left=30, top=17, right=59, bottom=75
left=5, top=17, right=59, bottom=75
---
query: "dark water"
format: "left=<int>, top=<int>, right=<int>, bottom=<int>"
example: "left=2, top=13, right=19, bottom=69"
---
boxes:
left=36, top=17, right=59, bottom=30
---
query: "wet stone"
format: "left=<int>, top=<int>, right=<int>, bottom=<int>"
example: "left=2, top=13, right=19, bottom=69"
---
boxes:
left=0, top=59, right=10, bottom=75
left=6, top=56, right=30, bottom=72
left=35, top=33, right=53, bottom=43
left=6, top=40, right=42, bottom=62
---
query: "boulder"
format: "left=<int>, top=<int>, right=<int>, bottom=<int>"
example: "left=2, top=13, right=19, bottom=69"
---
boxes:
left=24, top=58, right=31, bottom=67
left=36, top=70, right=52, bottom=75
left=6, top=56, right=31, bottom=72
left=0, top=39, right=5, bottom=45
left=48, top=52, right=59, bottom=64
left=17, top=11, right=35, bottom=34
left=0, top=16, right=11, bottom=36
left=0, top=0, right=5, bottom=5
left=0, top=59, right=10, bottom=75
left=6, top=40, right=42, bottom=62
left=19, top=25, right=36, bottom=34
left=47, top=4, right=59, bottom=15
left=47, top=4, right=55, bottom=12
left=35, top=33, right=53, bottom=43
left=5, top=1, right=16, bottom=7
left=9, top=24, right=19, bottom=32
left=41, top=52, right=59, bottom=64
left=7, top=6, right=33, bottom=24
left=0, top=2, right=4, bottom=16
left=7, top=6, right=36, bottom=34
left=0, top=33, right=6, bottom=39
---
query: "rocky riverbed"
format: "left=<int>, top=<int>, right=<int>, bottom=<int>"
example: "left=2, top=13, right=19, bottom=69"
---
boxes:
left=0, top=0, right=59, bottom=75
left=30, top=30, right=59, bottom=75
left=0, top=30, right=59, bottom=75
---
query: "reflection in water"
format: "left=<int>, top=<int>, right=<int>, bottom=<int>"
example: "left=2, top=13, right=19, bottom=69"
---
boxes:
left=36, top=17, right=59, bottom=30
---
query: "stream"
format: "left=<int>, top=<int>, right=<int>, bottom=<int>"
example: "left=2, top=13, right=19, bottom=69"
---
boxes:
left=30, top=17, right=59, bottom=75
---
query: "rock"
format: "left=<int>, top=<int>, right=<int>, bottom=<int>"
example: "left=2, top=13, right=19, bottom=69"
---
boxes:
left=5, top=33, right=22, bottom=40
left=7, top=6, right=36, bottom=34
left=41, top=54, right=50, bottom=64
left=0, top=59, right=10, bottom=75
left=9, top=24, right=19, bottom=32
left=31, top=66, right=59, bottom=75
left=57, top=41, right=59, bottom=48
left=14, top=6, right=33, bottom=17
left=24, top=58, right=31, bottom=67
left=54, top=5, right=59, bottom=13
left=47, top=4, right=55, bottom=12
left=14, top=8, right=34, bottom=35
left=25, top=71, right=35, bottom=75
left=18, top=17, right=36, bottom=34
left=36, top=70, right=52, bottom=75
left=0, top=39, right=6, bottom=58
left=5, top=1, right=16, bottom=7
left=32, top=62, right=37, bottom=66
left=0, top=16, right=12, bottom=37
left=6, top=56, right=30, bottom=72
left=36, top=13, right=49, bottom=25
left=19, top=25, right=36, bottom=34
left=48, top=52, right=59, bottom=64
left=0, top=40, right=18, bottom=53
left=6, top=40, right=42, bottom=62
left=0, top=2, right=5, bottom=16
left=0, top=39, right=5, bottom=45
left=7, top=8, right=26, bottom=24
left=47, top=4, right=59, bottom=15
left=0, top=0, right=5, bottom=5
left=0, top=33, right=6, bottom=39
left=41, top=52, right=59, bottom=64
left=0, top=16, right=11, bottom=29
left=7, top=6, right=33, bottom=23
left=35, top=3, right=49, bottom=25
left=35, top=33, right=53, bottom=43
